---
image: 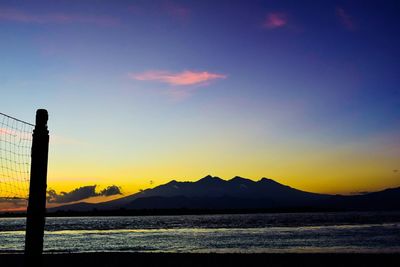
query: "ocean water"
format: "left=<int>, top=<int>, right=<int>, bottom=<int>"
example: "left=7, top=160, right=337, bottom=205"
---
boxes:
left=1, top=211, right=400, bottom=253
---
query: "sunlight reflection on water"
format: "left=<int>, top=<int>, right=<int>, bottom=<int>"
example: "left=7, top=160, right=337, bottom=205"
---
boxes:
left=1, top=212, right=400, bottom=253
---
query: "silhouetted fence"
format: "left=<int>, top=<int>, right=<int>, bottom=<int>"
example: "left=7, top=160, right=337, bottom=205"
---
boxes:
left=0, top=110, right=49, bottom=266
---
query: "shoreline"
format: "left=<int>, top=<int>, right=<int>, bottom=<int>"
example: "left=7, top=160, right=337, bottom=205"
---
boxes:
left=2, top=208, right=399, bottom=218
left=2, top=252, right=400, bottom=267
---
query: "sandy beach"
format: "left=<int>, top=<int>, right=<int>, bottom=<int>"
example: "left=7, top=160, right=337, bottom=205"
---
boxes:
left=2, top=253, right=400, bottom=267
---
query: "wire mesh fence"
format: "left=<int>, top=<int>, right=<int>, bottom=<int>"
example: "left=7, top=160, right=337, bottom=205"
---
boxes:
left=0, top=112, right=34, bottom=210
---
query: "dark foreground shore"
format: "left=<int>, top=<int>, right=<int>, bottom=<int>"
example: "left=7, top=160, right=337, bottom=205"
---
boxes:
left=2, top=253, right=400, bottom=267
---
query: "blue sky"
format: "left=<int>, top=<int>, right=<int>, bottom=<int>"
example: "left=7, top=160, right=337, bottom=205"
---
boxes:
left=0, top=0, right=399, bottom=196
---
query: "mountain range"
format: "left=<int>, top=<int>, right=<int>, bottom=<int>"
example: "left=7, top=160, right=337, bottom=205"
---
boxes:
left=48, top=175, right=400, bottom=212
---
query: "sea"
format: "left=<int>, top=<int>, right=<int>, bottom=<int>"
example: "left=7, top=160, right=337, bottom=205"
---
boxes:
left=1, top=211, right=400, bottom=253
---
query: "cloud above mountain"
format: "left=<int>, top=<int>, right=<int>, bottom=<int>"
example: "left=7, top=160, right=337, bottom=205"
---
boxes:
left=47, top=185, right=122, bottom=203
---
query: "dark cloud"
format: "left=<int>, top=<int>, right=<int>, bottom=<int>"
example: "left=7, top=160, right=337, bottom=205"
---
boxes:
left=47, top=185, right=122, bottom=203
left=100, top=185, right=122, bottom=196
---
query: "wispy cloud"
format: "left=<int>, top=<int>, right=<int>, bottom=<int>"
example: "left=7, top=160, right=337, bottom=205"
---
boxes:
left=164, top=1, right=190, bottom=20
left=164, top=87, right=197, bottom=101
left=0, top=8, right=119, bottom=26
left=0, top=128, right=16, bottom=136
left=0, top=197, right=27, bottom=212
left=263, top=12, right=288, bottom=29
left=51, top=134, right=90, bottom=146
left=0, top=127, right=31, bottom=141
left=336, top=7, right=356, bottom=31
left=127, top=1, right=191, bottom=21
left=129, top=70, right=227, bottom=86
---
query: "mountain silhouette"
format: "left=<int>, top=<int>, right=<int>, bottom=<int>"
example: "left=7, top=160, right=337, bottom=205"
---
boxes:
left=48, top=175, right=400, bottom=212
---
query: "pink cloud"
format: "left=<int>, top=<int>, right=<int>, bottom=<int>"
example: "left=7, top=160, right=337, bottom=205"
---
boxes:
left=130, top=70, right=227, bottom=86
left=0, top=128, right=18, bottom=136
left=127, top=5, right=143, bottom=14
left=164, top=2, right=190, bottom=20
left=336, top=7, right=356, bottom=31
left=263, top=12, right=288, bottom=29
left=127, top=1, right=190, bottom=21
left=0, top=8, right=119, bottom=26
left=0, top=128, right=30, bottom=141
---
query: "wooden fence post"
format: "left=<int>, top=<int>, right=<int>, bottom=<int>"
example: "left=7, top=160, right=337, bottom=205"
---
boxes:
left=25, top=109, right=49, bottom=266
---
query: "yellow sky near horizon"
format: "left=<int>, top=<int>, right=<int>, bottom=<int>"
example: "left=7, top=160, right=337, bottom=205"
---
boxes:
left=46, top=128, right=400, bottom=198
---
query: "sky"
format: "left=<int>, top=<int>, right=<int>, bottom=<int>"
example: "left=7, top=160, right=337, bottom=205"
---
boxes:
left=0, top=0, right=399, bottom=205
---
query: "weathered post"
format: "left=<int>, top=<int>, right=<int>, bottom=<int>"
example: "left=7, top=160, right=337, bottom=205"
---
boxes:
left=24, top=109, right=49, bottom=266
